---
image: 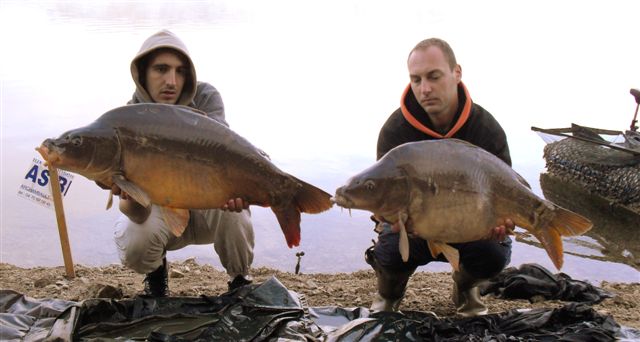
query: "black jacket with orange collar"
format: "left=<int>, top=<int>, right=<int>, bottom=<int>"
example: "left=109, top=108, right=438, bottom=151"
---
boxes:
left=377, top=82, right=512, bottom=166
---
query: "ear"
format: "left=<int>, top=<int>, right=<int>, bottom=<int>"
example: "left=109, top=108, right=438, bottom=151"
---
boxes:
left=454, top=64, right=462, bottom=83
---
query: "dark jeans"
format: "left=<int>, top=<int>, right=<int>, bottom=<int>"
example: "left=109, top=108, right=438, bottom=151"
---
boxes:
left=373, top=230, right=512, bottom=280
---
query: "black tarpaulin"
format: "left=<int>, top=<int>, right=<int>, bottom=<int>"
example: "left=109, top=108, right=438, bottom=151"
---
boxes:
left=323, top=304, right=624, bottom=342
left=479, top=263, right=614, bottom=304
left=0, top=289, right=78, bottom=341
left=1, top=275, right=638, bottom=341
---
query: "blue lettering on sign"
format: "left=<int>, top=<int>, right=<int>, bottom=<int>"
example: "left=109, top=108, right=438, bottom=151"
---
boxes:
left=25, top=165, right=39, bottom=183
left=24, top=164, right=72, bottom=195
left=38, top=169, right=50, bottom=186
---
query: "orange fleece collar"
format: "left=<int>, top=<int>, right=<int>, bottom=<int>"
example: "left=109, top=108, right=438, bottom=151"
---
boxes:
left=400, top=82, right=472, bottom=138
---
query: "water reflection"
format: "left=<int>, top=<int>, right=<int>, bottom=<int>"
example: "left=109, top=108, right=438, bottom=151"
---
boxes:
left=532, top=173, right=640, bottom=270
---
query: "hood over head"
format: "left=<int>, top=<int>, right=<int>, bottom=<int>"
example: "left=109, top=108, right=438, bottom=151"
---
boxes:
left=130, top=30, right=197, bottom=106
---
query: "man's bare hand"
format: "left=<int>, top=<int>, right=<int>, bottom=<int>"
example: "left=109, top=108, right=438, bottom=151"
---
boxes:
left=223, top=197, right=249, bottom=212
left=486, top=218, right=514, bottom=241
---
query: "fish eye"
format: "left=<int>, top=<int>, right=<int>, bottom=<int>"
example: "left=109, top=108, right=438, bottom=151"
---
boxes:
left=70, top=136, right=82, bottom=146
left=364, top=180, right=375, bottom=191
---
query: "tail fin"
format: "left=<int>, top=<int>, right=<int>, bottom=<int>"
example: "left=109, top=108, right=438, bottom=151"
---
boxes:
left=551, top=207, right=593, bottom=236
left=535, top=206, right=593, bottom=270
left=292, top=177, right=333, bottom=214
left=272, top=177, right=332, bottom=248
left=272, top=205, right=301, bottom=248
left=534, top=228, right=564, bottom=270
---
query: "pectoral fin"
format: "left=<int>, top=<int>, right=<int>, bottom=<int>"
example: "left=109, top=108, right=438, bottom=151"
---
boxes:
left=159, top=207, right=190, bottom=237
left=112, top=174, right=151, bottom=207
left=428, top=241, right=460, bottom=272
left=398, top=211, right=410, bottom=262
left=106, top=190, right=114, bottom=210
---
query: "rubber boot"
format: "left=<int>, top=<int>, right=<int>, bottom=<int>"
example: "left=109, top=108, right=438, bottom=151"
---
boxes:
left=143, top=257, right=169, bottom=297
left=365, top=246, right=414, bottom=312
left=451, top=266, right=488, bottom=317
left=228, top=274, right=253, bottom=291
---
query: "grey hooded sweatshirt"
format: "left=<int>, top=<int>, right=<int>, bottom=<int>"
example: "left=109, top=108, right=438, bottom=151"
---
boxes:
left=129, top=29, right=228, bottom=126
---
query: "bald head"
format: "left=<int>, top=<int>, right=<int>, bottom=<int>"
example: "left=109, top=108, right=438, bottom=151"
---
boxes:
left=408, top=38, right=458, bottom=71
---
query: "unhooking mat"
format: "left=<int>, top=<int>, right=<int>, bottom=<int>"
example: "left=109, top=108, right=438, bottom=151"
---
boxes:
left=1, top=275, right=639, bottom=341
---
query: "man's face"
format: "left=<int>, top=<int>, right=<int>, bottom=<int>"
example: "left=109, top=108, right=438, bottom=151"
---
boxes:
left=408, top=46, right=461, bottom=118
left=145, top=51, right=187, bottom=104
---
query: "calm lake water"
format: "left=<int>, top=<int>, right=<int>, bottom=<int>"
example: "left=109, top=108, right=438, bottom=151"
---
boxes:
left=1, top=0, right=639, bottom=284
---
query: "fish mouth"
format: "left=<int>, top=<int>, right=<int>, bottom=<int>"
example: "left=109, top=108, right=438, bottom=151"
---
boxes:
left=330, top=193, right=354, bottom=209
left=35, top=140, right=61, bottom=166
left=331, top=194, right=356, bottom=217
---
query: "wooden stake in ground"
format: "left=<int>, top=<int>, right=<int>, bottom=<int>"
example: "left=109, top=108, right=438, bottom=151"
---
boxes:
left=48, top=166, right=75, bottom=278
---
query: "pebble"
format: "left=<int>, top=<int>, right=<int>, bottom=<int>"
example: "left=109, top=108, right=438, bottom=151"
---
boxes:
left=530, top=295, right=546, bottom=303
left=93, top=284, right=123, bottom=299
left=34, top=278, right=51, bottom=288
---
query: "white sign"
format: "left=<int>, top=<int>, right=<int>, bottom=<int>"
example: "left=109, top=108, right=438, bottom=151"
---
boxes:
left=17, top=157, right=75, bottom=209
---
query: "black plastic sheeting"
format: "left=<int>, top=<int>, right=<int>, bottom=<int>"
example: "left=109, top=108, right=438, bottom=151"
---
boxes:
left=480, top=263, right=615, bottom=304
left=2, top=275, right=639, bottom=341
left=0, top=289, right=77, bottom=341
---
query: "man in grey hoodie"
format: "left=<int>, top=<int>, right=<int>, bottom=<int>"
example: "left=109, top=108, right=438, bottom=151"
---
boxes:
left=111, top=30, right=255, bottom=297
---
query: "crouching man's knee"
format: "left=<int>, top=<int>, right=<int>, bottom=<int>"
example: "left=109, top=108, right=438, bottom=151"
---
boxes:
left=114, top=209, right=171, bottom=274
left=459, top=238, right=512, bottom=279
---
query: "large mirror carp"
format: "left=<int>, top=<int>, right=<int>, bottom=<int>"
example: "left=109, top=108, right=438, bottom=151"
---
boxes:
left=333, top=139, right=592, bottom=270
left=37, top=103, right=333, bottom=248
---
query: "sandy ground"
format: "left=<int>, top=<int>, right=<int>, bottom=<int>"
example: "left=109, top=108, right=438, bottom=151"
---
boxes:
left=1, top=259, right=638, bottom=330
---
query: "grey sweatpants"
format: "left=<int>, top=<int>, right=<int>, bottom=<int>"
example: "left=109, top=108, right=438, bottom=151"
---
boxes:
left=114, top=205, right=255, bottom=277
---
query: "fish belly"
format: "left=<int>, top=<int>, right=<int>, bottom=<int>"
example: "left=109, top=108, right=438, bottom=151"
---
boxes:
left=121, top=149, right=269, bottom=209
left=410, top=189, right=496, bottom=243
